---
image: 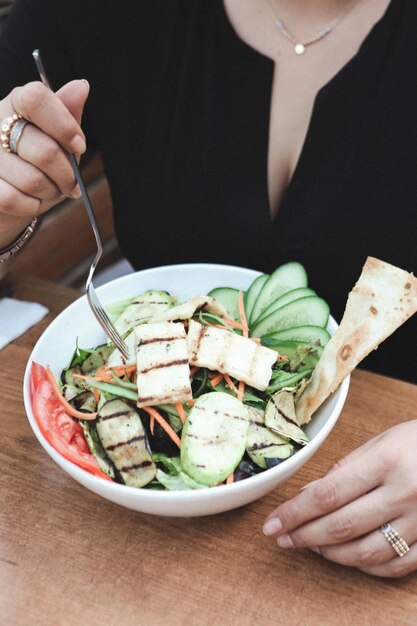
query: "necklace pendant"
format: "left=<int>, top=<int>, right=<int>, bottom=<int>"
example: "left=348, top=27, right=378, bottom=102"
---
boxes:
left=294, top=43, right=305, bottom=55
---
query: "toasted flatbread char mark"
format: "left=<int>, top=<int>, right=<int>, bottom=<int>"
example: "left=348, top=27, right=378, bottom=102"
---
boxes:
left=135, top=321, right=192, bottom=408
left=96, top=399, right=156, bottom=487
left=296, top=257, right=417, bottom=424
left=186, top=320, right=277, bottom=391
left=148, top=295, right=229, bottom=323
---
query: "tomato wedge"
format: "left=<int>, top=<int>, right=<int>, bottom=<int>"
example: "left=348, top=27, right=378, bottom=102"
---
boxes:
left=30, top=362, right=111, bottom=480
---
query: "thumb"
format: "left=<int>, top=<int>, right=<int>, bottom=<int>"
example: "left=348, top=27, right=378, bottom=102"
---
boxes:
left=55, top=79, right=90, bottom=125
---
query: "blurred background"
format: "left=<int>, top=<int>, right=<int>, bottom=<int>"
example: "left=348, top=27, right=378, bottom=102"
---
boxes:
left=0, top=0, right=133, bottom=288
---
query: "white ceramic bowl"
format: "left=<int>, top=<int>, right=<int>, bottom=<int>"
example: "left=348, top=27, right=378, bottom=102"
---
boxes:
left=23, top=263, right=350, bottom=517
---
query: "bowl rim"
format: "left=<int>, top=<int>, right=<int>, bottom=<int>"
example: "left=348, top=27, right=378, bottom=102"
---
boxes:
left=23, top=262, right=350, bottom=501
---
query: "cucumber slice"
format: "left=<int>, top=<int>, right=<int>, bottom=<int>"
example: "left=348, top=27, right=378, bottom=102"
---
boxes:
left=207, top=287, right=240, bottom=321
left=250, top=262, right=308, bottom=325
left=252, top=287, right=316, bottom=326
left=244, top=273, right=269, bottom=325
left=181, top=392, right=250, bottom=486
left=251, top=296, right=330, bottom=338
left=261, top=325, right=331, bottom=347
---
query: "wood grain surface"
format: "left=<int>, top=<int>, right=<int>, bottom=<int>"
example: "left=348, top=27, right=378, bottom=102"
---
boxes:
left=1, top=273, right=417, bottom=626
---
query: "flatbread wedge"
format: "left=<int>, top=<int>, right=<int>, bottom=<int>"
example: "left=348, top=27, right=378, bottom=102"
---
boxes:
left=296, top=257, right=417, bottom=424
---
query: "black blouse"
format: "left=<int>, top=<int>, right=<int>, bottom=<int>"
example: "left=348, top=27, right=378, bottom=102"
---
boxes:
left=1, top=0, right=416, bottom=382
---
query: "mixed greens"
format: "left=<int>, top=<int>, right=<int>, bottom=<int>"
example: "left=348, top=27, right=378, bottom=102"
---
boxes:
left=37, top=262, right=332, bottom=490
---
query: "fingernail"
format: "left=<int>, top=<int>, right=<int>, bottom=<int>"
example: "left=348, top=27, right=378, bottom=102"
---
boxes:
left=81, top=79, right=90, bottom=94
left=70, top=135, right=86, bottom=154
left=309, top=546, right=321, bottom=554
left=263, top=517, right=283, bottom=536
left=69, top=185, right=81, bottom=199
left=277, top=534, right=294, bottom=549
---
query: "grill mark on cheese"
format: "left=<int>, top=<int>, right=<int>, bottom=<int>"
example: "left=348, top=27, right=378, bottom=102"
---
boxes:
left=190, top=324, right=208, bottom=362
left=138, top=336, right=182, bottom=347
left=98, top=409, right=131, bottom=422
left=138, top=388, right=191, bottom=404
left=119, top=460, right=153, bottom=473
left=105, top=435, right=145, bottom=451
left=138, top=358, right=189, bottom=375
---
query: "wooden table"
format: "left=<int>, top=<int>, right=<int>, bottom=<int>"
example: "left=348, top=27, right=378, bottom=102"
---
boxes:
left=1, top=273, right=417, bottom=626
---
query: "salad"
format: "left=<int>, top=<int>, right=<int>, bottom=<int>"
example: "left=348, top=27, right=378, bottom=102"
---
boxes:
left=30, top=261, right=332, bottom=490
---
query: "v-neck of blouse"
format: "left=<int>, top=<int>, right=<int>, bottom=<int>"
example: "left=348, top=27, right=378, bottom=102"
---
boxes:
left=216, top=0, right=401, bottom=226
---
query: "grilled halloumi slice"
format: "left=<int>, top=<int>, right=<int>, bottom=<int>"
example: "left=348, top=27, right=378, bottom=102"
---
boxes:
left=187, top=320, right=277, bottom=391
left=135, top=321, right=192, bottom=407
left=149, top=295, right=229, bottom=323
left=96, top=399, right=156, bottom=487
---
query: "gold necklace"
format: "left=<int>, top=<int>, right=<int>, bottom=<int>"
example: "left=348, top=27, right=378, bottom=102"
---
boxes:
left=265, top=0, right=362, bottom=55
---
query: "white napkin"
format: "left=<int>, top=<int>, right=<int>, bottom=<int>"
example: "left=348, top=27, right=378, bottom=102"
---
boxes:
left=0, top=297, right=49, bottom=349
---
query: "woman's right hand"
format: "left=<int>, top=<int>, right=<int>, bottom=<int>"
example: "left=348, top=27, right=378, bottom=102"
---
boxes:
left=0, top=79, right=90, bottom=248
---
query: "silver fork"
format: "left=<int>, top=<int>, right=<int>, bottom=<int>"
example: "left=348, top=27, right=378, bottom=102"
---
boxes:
left=32, top=49, right=129, bottom=359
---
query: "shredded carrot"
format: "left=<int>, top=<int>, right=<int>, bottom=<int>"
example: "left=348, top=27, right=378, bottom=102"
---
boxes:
left=226, top=472, right=234, bottom=484
left=93, top=387, right=100, bottom=405
left=187, top=399, right=195, bottom=407
left=210, top=373, right=224, bottom=388
left=250, top=337, right=261, bottom=344
left=106, top=365, right=137, bottom=376
left=95, top=365, right=108, bottom=379
left=223, top=374, right=239, bottom=395
left=238, top=290, right=249, bottom=338
left=175, top=402, right=187, bottom=424
left=237, top=380, right=245, bottom=402
left=220, top=318, right=243, bottom=330
left=142, top=406, right=181, bottom=448
left=149, top=414, right=155, bottom=434
left=45, top=366, right=97, bottom=420
left=189, top=366, right=200, bottom=377
left=209, top=323, right=233, bottom=330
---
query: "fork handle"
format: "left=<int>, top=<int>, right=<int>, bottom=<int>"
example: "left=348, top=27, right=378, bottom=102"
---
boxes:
left=32, top=49, right=102, bottom=259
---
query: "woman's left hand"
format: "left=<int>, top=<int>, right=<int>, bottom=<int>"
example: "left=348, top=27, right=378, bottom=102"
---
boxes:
left=262, top=420, right=417, bottom=578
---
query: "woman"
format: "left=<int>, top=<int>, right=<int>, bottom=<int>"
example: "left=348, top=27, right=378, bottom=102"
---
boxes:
left=0, top=0, right=416, bottom=577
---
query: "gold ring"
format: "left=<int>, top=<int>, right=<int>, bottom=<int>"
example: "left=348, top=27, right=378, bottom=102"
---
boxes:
left=1, top=113, right=23, bottom=153
left=380, top=523, right=410, bottom=558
